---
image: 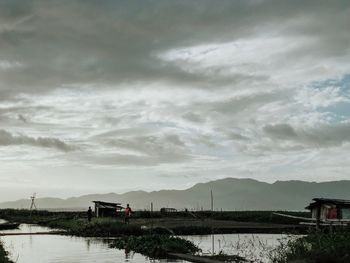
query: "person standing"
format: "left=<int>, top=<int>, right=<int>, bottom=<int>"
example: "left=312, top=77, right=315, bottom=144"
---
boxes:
left=87, top=206, right=93, bottom=222
left=124, top=204, right=132, bottom=224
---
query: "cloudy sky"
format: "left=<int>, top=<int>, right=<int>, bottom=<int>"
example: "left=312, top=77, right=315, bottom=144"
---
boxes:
left=0, top=0, right=349, bottom=201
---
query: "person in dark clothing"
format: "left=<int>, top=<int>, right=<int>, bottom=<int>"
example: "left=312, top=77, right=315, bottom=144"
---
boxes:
left=124, top=204, right=132, bottom=224
left=87, top=206, right=93, bottom=222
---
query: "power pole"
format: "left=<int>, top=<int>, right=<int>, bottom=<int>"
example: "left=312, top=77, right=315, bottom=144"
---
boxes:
left=210, top=190, right=213, bottom=211
left=30, top=193, right=37, bottom=210
left=29, top=193, right=37, bottom=216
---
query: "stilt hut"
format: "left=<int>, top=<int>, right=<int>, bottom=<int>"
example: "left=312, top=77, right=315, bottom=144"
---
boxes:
left=305, top=198, right=350, bottom=226
left=93, top=201, right=123, bottom=218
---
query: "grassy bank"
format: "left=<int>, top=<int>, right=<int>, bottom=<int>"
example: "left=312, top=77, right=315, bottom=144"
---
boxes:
left=121, top=210, right=310, bottom=225
left=0, top=209, right=84, bottom=224
left=46, top=218, right=146, bottom=236
left=0, top=209, right=310, bottom=223
left=270, top=231, right=350, bottom=263
left=0, top=209, right=307, bottom=236
left=0, top=240, right=13, bottom=263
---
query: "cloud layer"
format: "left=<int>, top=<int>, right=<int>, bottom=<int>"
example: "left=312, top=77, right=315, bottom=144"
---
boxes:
left=0, top=0, right=349, bottom=200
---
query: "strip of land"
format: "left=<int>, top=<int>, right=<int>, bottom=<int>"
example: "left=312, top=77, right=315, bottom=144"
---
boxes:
left=0, top=209, right=309, bottom=236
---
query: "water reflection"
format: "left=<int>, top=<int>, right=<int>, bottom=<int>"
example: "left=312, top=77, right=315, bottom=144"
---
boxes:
left=0, top=221, right=293, bottom=263
left=0, top=224, right=189, bottom=263
left=182, top=233, right=293, bottom=263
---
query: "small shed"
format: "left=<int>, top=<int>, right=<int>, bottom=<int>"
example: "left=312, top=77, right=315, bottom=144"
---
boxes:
left=306, top=198, right=350, bottom=221
left=93, top=201, right=123, bottom=218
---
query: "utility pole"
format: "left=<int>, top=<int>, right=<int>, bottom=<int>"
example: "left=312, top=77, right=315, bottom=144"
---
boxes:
left=29, top=193, right=37, bottom=216
left=210, top=189, right=214, bottom=255
left=30, top=193, right=37, bottom=210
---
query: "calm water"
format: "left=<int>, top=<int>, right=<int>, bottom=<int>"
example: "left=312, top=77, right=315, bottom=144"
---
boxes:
left=0, top=220, right=291, bottom=263
left=182, top=233, right=294, bottom=262
left=0, top=221, right=188, bottom=263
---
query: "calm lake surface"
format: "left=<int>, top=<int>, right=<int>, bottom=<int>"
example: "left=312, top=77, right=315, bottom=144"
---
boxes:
left=182, top=233, right=293, bottom=262
left=0, top=221, right=188, bottom=263
left=0, top=220, right=292, bottom=263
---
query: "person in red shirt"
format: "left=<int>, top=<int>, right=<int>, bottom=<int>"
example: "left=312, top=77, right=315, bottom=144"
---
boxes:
left=124, top=203, right=132, bottom=224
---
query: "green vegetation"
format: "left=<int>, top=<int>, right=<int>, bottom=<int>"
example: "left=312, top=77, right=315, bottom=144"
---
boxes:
left=46, top=218, right=145, bottom=237
left=0, top=209, right=84, bottom=224
left=270, top=231, right=350, bottom=263
left=0, top=208, right=308, bottom=237
left=0, top=209, right=146, bottom=237
left=134, top=210, right=310, bottom=225
left=195, top=210, right=311, bottom=224
left=110, top=235, right=200, bottom=258
left=0, top=208, right=310, bottom=224
left=0, top=241, right=13, bottom=263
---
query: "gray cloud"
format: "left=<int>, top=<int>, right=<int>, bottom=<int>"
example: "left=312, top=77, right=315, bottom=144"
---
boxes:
left=0, top=0, right=349, bottom=97
left=0, top=0, right=349, bottom=200
left=182, top=112, right=205, bottom=123
left=103, top=134, right=190, bottom=163
left=0, top=129, right=75, bottom=152
left=227, top=132, right=250, bottom=141
left=264, top=123, right=350, bottom=148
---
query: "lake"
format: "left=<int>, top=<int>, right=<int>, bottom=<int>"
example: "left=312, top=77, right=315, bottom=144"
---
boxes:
left=0, top=220, right=292, bottom=263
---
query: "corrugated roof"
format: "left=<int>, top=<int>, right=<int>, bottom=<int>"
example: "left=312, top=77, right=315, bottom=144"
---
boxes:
left=305, top=198, right=350, bottom=210
left=93, top=201, right=122, bottom=206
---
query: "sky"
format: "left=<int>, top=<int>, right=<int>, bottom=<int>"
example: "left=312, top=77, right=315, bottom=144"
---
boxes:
left=0, top=0, right=349, bottom=201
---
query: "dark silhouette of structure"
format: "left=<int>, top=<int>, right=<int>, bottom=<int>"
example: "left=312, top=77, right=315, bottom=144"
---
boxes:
left=93, top=201, right=123, bottom=217
left=87, top=206, right=93, bottom=222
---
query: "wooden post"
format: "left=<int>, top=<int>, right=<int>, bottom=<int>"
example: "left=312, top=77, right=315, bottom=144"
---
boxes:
left=151, top=202, right=154, bottom=234
left=316, top=206, right=321, bottom=230
left=212, top=232, right=215, bottom=255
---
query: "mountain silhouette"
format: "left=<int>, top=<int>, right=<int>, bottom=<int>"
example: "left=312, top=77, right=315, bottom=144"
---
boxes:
left=1, top=178, right=350, bottom=211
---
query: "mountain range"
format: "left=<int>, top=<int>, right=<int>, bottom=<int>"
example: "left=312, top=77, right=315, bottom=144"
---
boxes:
left=1, top=178, right=350, bottom=211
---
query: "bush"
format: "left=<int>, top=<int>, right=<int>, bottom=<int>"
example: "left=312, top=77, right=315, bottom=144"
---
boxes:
left=111, top=235, right=200, bottom=258
left=270, top=231, right=350, bottom=263
left=0, top=241, right=13, bottom=263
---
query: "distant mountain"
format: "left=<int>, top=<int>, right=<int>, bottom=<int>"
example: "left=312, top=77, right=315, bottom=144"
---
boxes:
left=1, top=178, right=350, bottom=211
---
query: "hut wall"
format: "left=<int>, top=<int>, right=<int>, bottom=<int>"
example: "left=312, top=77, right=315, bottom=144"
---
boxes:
left=341, top=208, right=350, bottom=219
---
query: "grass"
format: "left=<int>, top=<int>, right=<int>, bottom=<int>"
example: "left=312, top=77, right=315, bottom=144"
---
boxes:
left=129, top=210, right=311, bottom=225
left=195, top=210, right=311, bottom=224
left=0, top=209, right=308, bottom=237
left=270, top=231, right=350, bottom=263
left=110, top=235, right=200, bottom=258
left=0, top=209, right=85, bottom=224
left=0, top=240, right=13, bottom=263
left=46, top=218, right=146, bottom=237
left=0, top=208, right=310, bottom=224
